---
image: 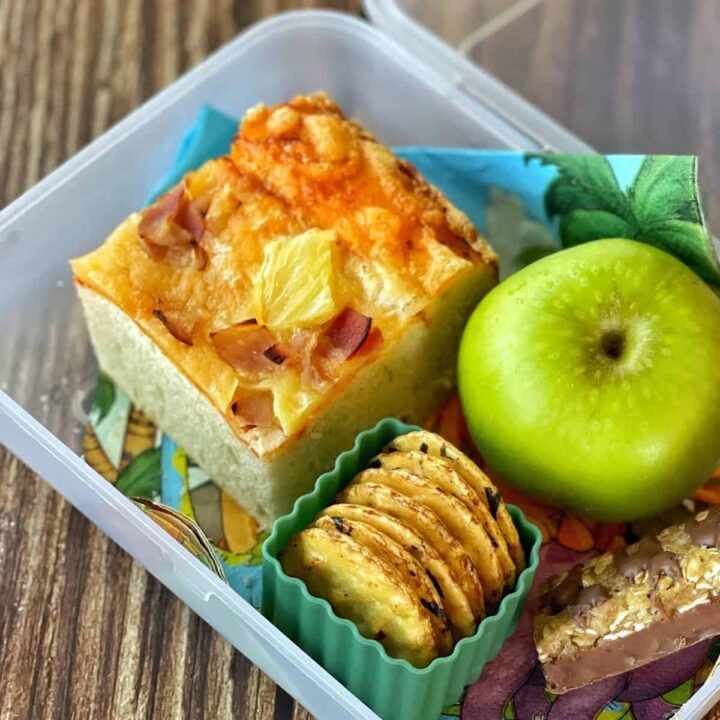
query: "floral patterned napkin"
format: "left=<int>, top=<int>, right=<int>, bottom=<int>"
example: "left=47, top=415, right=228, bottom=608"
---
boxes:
left=82, top=107, right=720, bottom=719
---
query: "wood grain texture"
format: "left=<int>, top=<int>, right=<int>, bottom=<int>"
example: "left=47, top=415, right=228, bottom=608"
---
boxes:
left=472, top=0, right=720, bottom=231
left=1, top=1, right=719, bottom=718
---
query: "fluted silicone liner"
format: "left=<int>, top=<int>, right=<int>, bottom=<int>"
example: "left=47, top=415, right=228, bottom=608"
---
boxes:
left=263, top=418, right=542, bottom=720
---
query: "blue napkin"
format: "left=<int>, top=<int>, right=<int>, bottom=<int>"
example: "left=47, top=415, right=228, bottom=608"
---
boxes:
left=147, top=106, right=240, bottom=201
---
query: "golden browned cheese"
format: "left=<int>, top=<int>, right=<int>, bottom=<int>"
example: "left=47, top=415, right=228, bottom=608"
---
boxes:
left=72, top=92, right=494, bottom=457
left=233, top=93, right=490, bottom=295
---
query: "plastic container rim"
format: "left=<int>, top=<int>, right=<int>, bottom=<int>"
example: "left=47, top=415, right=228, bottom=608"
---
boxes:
left=363, top=0, right=592, bottom=154
left=0, top=384, right=375, bottom=716
left=0, top=8, right=545, bottom=242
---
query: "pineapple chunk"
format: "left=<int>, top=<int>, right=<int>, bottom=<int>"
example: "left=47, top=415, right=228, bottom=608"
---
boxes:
left=258, top=228, right=339, bottom=328
left=272, top=371, right=321, bottom=435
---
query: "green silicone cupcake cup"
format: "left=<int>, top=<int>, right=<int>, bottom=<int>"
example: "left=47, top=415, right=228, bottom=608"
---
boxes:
left=263, top=418, right=542, bottom=720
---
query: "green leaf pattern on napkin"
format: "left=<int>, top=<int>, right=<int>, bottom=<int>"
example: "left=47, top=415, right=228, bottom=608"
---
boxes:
left=91, top=371, right=115, bottom=424
left=485, top=187, right=558, bottom=276
left=528, top=154, right=720, bottom=285
left=115, top=447, right=162, bottom=499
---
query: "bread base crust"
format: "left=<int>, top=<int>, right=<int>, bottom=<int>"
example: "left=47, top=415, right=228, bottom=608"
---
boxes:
left=77, top=265, right=495, bottom=528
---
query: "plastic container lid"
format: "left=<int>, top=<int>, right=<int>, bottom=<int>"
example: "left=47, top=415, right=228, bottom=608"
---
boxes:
left=364, top=0, right=592, bottom=153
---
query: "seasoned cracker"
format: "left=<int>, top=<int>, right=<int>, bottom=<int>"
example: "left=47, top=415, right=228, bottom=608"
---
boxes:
left=313, top=515, right=452, bottom=653
left=386, top=430, right=525, bottom=570
left=338, top=482, right=485, bottom=620
left=371, top=450, right=516, bottom=589
left=282, top=526, right=440, bottom=667
left=320, top=503, right=476, bottom=639
left=353, top=468, right=505, bottom=609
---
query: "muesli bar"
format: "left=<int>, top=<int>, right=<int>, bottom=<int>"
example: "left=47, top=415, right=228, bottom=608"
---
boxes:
left=534, top=507, right=720, bottom=693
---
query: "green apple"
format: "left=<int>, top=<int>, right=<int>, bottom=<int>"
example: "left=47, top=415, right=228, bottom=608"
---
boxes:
left=458, top=238, right=720, bottom=521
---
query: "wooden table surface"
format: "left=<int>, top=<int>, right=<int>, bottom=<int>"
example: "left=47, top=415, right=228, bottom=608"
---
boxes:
left=2, top=1, right=720, bottom=718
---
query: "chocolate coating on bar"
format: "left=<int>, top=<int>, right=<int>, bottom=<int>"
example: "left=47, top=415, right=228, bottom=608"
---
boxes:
left=546, top=568, right=612, bottom=618
left=684, top=507, right=720, bottom=548
left=543, top=595, right=720, bottom=694
left=615, top=536, right=662, bottom=578
left=575, top=584, right=610, bottom=610
left=571, top=584, right=610, bottom=621
left=648, top=552, right=681, bottom=582
left=614, top=535, right=680, bottom=582
left=535, top=507, right=720, bottom=695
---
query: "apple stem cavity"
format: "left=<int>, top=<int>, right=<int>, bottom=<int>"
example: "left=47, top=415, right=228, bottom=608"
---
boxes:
left=600, top=330, right=625, bottom=361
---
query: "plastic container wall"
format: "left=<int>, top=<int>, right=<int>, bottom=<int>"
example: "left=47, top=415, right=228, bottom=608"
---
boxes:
left=364, top=0, right=592, bottom=154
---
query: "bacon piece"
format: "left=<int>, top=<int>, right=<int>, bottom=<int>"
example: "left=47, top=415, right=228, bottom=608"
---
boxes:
left=153, top=308, right=194, bottom=346
left=139, top=184, right=192, bottom=248
left=176, top=197, right=206, bottom=243
left=138, top=182, right=208, bottom=267
left=303, top=311, right=378, bottom=385
left=309, top=333, right=341, bottom=385
left=193, top=242, right=208, bottom=271
left=328, top=308, right=372, bottom=359
left=353, top=327, right=383, bottom=357
left=274, top=328, right=326, bottom=387
left=212, top=324, right=279, bottom=374
left=231, top=390, right=275, bottom=427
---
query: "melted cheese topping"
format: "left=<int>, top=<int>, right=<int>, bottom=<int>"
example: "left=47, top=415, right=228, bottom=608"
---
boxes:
left=72, top=93, right=495, bottom=457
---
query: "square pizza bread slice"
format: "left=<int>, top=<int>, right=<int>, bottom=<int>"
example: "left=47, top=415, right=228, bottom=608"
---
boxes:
left=71, top=92, right=497, bottom=528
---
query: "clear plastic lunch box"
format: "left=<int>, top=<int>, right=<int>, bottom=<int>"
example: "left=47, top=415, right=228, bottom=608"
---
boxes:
left=0, top=6, right=716, bottom=719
